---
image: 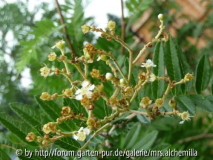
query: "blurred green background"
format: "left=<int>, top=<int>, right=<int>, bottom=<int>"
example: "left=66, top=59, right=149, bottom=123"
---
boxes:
left=0, top=0, right=213, bottom=159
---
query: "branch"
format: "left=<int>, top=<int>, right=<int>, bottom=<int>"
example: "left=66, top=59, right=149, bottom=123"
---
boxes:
left=120, top=0, right=125, bottom=55
left=55, top=0, right=76, bottom=62
left=178, top=133, right=213, bottom=143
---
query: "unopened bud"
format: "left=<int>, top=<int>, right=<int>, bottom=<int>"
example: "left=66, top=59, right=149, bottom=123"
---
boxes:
left=169, top=99, right=177, bottom=108
left=105, top=73, right=114, bottom=81
left=158, top=14, right=164, bottom=21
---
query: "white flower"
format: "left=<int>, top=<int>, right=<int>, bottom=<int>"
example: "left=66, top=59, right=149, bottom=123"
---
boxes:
left=105, top=73, right=114, bottom=81
left=141, top=59, right=156, bottom=68
left=75, top=81, right=95, bottom=100
left=149, top=73, right=156, bottom=82
left=52, top=40, right=65, bottom=50
left=73, top=127, right=90, bottom=141
left=40, top=66, right=50, bottom=78
left=179, top=111, right=193, bottom=124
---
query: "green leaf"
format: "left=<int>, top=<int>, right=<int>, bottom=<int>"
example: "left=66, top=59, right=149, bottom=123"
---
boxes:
left=16, top=19, right=62, bottom=73
left=0, top=113, right=37, bottom=146
left=123, top=57, right=129, bottom=75
left=178, top=48, right=193, bottom=93
left=165, top=35, right=182, bottom=95
left=93, top=99, right=112, bottom=119
left=63, top=98, right=87, bottom=116
left=152, top=41, right=165, bottom=99
left=0, top=148, right=11, bottom=160
left=176, top=95, right=195, bottom=114
left=54, top=137, right=81, bottom=151
left=35, top=96, right=61, bottom=121
left=9, top=103, right=42, bottom=127
left=195, top=55, right=211, bottom=94
left=134, top=130, right=158, bottom=150
left=212, top=84, right=213, bottom=95
left=190, top=95, right=213, bottom=112
left=35, top=96, right=76, bottom=131
left=132, top=65, right=139, bottom=86
left=123, top=123, right=142, bottom=149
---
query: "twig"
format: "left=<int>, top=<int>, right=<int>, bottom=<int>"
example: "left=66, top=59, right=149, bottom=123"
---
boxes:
left=80, top=123, right=112, bottom=150
left=178, top=133, right=213, bottom=143
left=55, top=0, right=76, bottom=62
left=120, top=0, right=125, bottom=55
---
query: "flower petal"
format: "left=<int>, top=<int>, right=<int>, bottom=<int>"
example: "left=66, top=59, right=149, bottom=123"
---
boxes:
left=82, top=81, right=90, bottom=87
left=83, top=128, right=90, bottom=135
left=73, top=135, right=78, bottom=140
left=179, top=121, right=185, bottom=124
left=78, top=127, right=84, bottom=132
left=76, top=94, right=83, bottom=100
left=75, top=89, right=82, bottom=95
left=86, top=92, right=92, bottom=98
left=88, top=84, right=95, bottom=91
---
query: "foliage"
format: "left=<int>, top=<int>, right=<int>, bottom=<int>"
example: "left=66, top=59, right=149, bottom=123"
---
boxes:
left=0, top=0, right=213, bottom=160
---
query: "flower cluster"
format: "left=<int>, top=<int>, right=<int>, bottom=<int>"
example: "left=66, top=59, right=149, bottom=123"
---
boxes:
left=26, top=14, right=195, bottom=150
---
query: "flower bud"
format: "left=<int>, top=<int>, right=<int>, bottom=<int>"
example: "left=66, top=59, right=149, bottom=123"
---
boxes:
left=61, top=106, right=72, bottom=116
left=184, top=73, right=193, bottom=82
left=81, top=24, right=90, bottom=34
left=97, top=55, right=107, bottom=61
left=158, top=14, right=164, bottom=21
left=52, top=40, right=65, bottom=50
left=107, top=20, right=116, bottom=31
left=96, top=83, right=104, bottom=92
left=40, top=92, right=51, bottom=101
left=168, top=99, right=177, bottom=108
left=140, top=96, right=152, bottom=108
left=40, top=66, right=50, bottom=78
left=120, top=79, right=127, bottom=85
left=91, top=69, right=100, bottom=78
left=37, top=136, right=42, bottom=143
left=42, top=122, right=57, bottom=134
left=105, top=73, right=113, bottom=81
left=48, top=52, right=57, bottom=61
left=155, top=98, right=164, bottom=107
left=26, top=132, right=36, bottom=142
left=87, top=118, right=96, bottom=126
left=63, top=88, right=73, bottom=97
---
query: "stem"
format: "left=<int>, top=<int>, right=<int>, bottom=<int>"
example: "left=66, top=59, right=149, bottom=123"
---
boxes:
left=162, top=79, right=172, bottom=102
left=55, top=0, right=76, bottom=62
left=109, top=54, right=128, bottom=81
left=100, top=110, right=119, bottom=123
left=133, top=19, right=165, bottom=64
left=62, top=73, right=74, bottom=85
left=80, top=123, right=112, bottom=150
left=99, top=30, right=133, bottom=82
left=129, top=110, right=147, bottom=116
left=84, top=62, right=88, bottom=78
left=130, top=80, right=148, bottom=103
left=73, top=64, right=86, bottom=79
left=178, top=133, right=213, bottom=143
left=133, top=39, right=162, bottom=64
left=56, top=131, right=77, bottom=136
left=115, top=38, right=133, bottom=81
left=112, top=88, right=120, bottom=97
